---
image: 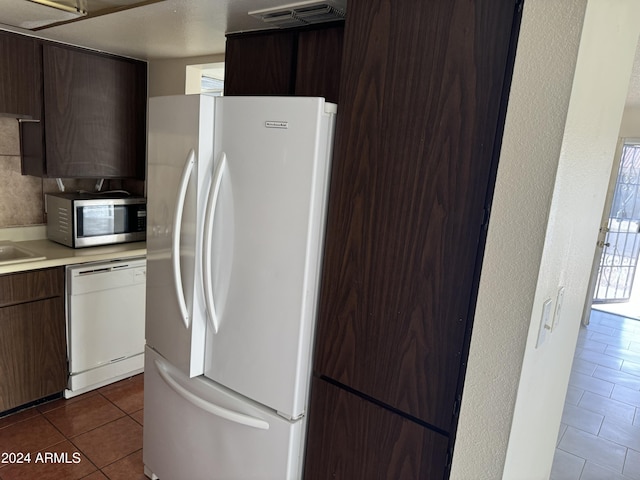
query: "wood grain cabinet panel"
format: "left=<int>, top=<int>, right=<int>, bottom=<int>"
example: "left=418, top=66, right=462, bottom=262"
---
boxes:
left=304, top=378, right=449, bottom=479
left=295, top=26, right=344, bottom=104
left=224, top=31, right=296, bottom=96
left=42, top=44, right=146, bottom=178
left=0, top=298, right=67, bottom=411
left=0, top=268, right=66, bottom=412
left=0, top=31, right=42, bottom=119
left=224, top=24, right=344, bottom=103
left=0, top=267, right=63, bottom=307
left=312, top=0, right=521, bottom=434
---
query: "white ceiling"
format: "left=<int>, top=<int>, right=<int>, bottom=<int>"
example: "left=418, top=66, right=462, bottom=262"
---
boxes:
left=0, top=0, right=639, bottom=107
left=0, top=0, right=293, bottom=59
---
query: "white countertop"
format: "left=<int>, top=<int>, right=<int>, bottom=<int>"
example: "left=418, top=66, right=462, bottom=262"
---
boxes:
left=0, top=239, right=147, bottom=275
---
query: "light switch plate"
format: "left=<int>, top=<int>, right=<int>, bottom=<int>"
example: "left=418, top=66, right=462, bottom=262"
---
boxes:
left=536, top=299, right=553, bottom=348
left=552, top=286, right=565, bottom=331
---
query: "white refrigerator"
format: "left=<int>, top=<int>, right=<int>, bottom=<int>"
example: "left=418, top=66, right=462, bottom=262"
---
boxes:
left=143, top=95, right=336, bottom=480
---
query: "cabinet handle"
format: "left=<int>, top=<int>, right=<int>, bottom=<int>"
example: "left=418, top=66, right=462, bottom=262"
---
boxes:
left=172, top=149, right=195, bottom=329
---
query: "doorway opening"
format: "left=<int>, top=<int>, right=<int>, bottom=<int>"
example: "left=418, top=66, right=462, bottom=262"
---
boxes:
left=591, top=141, right=640, bottom=320
left=552, top=142, right=640, bottom=480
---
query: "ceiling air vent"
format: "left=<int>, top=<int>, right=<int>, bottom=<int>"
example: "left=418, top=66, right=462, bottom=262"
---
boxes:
left=249, top=0, right=346, bottom=29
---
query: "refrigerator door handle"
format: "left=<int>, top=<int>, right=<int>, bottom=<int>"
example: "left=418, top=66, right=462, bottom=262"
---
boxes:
left=202, top=151, right=227, bottom=334
left=172, top=148, right=196, bottom=329
left=154, top=359, right=270, bottom=430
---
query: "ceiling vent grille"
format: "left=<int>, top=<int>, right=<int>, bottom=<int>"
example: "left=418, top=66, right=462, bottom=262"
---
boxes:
left=249, top=0, right=346, bottom=28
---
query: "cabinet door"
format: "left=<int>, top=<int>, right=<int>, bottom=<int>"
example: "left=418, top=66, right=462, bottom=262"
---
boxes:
left=0, top=297, right=67, bottom=412
left=295, top=25, right=344, bottom=104
left=43, top=44, right=147, bottom=178
left=0, top=32, right=42, bottom=119
left=312, top=0, right=520, bottom=432
left=304, top=378, right=449, bottom=479
left=224, top=31, right=296, bottom=96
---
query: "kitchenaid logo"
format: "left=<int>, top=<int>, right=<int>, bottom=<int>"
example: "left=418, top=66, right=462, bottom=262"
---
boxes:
left=265, top=121, right=288, bottom=129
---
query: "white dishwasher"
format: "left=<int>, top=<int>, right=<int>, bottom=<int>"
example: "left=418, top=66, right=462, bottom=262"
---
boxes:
left=65, top=257, right=146, bottom=398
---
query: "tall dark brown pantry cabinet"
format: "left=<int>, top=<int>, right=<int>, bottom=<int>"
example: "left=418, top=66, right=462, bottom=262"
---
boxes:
left=304, top=0, right=523, bottom=478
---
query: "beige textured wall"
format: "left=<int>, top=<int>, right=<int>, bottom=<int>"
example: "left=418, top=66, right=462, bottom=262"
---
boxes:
left=148, top=53, right=225, bottom=97
left=451, top=0, right=640, bottom=478
left=620, top=106, right=640, bottom=138
left=450, top=1, right=587, bottom=475
left=0, top=118, right=43, bottom=226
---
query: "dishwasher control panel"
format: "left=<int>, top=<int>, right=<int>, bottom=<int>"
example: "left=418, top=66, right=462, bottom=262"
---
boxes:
left=68, top=258, right=146, bottom=295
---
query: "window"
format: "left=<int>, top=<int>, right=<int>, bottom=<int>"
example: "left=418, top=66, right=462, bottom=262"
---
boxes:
left=185, top=62, right=224, bottom=96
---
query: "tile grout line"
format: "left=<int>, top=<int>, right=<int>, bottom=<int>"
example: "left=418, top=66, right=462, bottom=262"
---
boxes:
left=37, top=391, right=137, bottom=476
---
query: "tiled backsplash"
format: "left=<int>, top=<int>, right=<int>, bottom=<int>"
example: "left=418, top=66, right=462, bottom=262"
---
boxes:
left=0, top=118, right=145, bottom=228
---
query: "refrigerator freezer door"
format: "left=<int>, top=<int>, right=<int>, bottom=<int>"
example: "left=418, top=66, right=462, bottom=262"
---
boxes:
left=143, top=347, right=304, bottom=480
left=146, top=95, right=215, bottom=377
left=204, top=96, right=336, bottom=419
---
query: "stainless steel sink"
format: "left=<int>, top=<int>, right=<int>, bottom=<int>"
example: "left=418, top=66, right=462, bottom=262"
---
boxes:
left=0, top=242, right=46, bottom=265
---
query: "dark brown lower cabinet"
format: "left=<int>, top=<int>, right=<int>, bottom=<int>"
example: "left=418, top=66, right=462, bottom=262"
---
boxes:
left=304, top=378, right=449, bottom=479
left=0, top=268, right=67, bottom=412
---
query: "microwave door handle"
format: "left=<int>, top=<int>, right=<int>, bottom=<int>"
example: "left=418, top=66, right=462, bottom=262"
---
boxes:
left=202, top=152, right=227, bottom=334
left=172, top=148, right=196, bottom=329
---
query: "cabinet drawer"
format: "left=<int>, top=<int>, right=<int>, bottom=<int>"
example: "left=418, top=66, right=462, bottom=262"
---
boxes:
left=0, top=267, right=64, bottom=307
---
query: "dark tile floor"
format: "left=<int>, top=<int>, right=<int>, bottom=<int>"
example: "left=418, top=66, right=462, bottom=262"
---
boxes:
left=0, top=374, right=144, bottom=480
left=551, top=310, right=640, bottom=479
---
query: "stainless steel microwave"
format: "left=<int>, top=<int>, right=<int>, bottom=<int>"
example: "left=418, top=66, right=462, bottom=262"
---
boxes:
left=46, top=193, right=146, bottom=248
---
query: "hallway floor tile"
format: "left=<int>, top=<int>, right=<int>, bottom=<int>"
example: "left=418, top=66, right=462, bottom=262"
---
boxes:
left=552, top=310, right=640, bottom=479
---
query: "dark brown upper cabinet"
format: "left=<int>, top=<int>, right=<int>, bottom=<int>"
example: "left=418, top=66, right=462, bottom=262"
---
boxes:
left=295, top=26, right=343, bottom=104
left=0, top=31, right=42, bottom=119
left=224, top=23, right=343, bottom=104
left=22, top=43, right=147, bottom=179
left=224, top=31, right=297, bottom=96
